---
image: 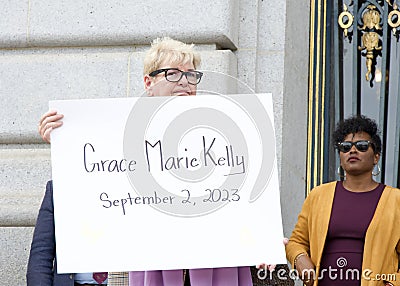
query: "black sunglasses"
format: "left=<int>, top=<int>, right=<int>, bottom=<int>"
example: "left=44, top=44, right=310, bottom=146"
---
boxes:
left=337, top=140, right=375, bottom=153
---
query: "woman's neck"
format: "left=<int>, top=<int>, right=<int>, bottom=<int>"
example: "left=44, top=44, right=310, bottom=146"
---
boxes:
left=342, top=175, right=378, bottom=192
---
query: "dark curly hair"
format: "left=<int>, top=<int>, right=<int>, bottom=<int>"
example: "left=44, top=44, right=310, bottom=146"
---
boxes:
left=332, top=115, right=382, bottom=154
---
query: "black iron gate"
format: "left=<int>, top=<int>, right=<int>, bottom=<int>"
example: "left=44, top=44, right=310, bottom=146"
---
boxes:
left=307, top=0, right=400, bottom=192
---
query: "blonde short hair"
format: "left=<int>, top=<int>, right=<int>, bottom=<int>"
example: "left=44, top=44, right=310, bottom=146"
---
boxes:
left=143, top=37, right=201, bottom=75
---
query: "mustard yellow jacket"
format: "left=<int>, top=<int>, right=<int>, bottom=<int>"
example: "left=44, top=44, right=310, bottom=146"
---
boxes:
left=286, top=181, right=400, bottom=286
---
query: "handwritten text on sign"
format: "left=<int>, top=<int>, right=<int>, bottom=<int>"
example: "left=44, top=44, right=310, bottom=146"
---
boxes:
left=50, top=94, right=286, bottom=273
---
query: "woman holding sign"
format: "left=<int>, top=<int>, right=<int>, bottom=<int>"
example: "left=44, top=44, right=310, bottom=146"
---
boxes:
left=286, top=115, right=400, bottom=286
left=128, top=36, right=253, bottom=286
left=29, top=37, right=277, bottom=286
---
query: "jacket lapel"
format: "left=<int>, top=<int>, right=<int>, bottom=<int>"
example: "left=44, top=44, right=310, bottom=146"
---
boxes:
left=314, top=182, right=336, bottom=267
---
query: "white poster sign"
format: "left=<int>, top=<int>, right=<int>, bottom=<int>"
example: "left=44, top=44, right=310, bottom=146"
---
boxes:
left=50, top=94, right=286, bottom=273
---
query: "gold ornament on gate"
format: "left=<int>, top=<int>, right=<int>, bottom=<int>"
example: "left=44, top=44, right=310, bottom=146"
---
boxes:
left=359, top=5, right=382, bottom=30
left=358, top=32, right=382, bottom=81
left=388, top=3, right=400, bottom=35
left=358, top=5, right=382, bottom=81
left=338, top=4, right=354, bottom=37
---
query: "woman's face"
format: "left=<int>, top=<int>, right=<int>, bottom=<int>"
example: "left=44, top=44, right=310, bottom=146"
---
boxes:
left=339, top=131, right=380, bottom=176
left=144, top=60, right=197, bottom=97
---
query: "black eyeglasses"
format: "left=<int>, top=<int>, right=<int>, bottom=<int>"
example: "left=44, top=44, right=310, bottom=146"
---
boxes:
left=148, top=68, right=203, bottom=85
left=337, top=140, right=375, bottom=153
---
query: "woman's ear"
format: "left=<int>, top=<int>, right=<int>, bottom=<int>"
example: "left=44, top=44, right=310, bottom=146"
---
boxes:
left=144, top=75, right=154, bottom=96
left=374, top=153, right=380, bottom=165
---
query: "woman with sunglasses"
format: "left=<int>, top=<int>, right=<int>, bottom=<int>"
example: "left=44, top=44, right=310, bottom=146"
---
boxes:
left=286, top=115, right=400, bottom=286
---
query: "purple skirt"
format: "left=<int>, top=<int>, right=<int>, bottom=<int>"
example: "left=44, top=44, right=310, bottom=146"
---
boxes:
left=129, top=267, right=252, bottom=286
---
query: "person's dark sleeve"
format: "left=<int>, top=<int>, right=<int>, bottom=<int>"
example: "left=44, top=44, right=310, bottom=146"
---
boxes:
left=26, top=180, right=56, bottom=286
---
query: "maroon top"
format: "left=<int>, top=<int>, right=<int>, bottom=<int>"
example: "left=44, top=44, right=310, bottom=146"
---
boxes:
left=318, top=181, right=385, bottom=285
